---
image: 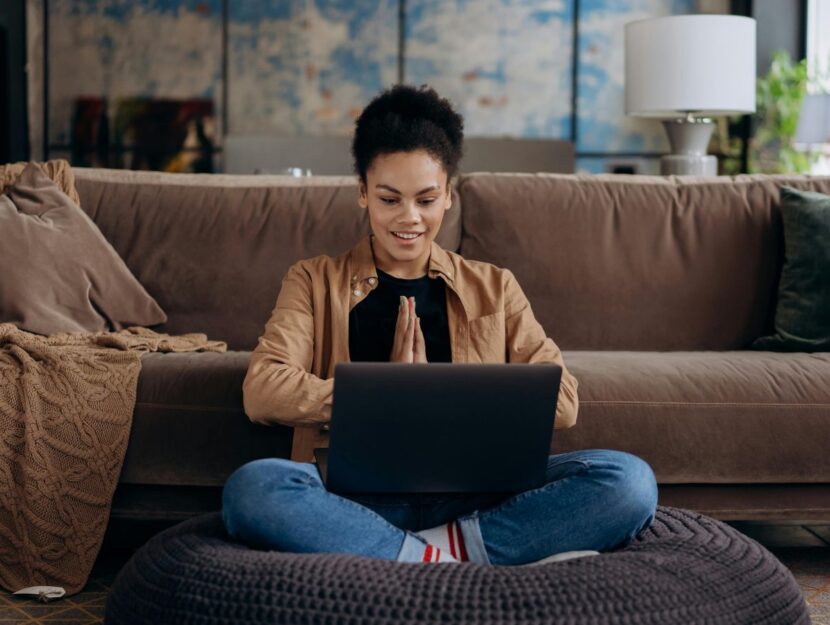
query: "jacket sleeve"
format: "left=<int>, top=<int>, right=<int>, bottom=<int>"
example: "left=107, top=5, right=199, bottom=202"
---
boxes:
left=503, top=269, right=579, bottom=430
left=242, top=262, right=334, bottom=427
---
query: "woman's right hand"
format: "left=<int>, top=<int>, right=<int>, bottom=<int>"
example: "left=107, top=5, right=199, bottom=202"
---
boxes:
left=390, top=296, right=427, bottom=363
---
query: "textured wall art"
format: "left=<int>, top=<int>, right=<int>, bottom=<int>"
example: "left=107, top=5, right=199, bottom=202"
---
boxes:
left=404, top=0, right=574, bottom=139
left=48, top=0, right=223, bottom=147
left=227, top=0, right=399, bottom=136
left=41, top=0, right=730, bottom=172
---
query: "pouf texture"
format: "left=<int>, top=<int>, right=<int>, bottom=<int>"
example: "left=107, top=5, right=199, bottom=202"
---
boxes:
left=105, top=505, right=810, bottom=625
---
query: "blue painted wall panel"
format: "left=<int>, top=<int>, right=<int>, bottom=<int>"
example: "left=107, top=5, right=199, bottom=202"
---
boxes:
left=47, top=0, right=730, bottom=159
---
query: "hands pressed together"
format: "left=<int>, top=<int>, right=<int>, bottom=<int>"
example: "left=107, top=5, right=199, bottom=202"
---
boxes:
left=389, top=295, right=427, bottom=363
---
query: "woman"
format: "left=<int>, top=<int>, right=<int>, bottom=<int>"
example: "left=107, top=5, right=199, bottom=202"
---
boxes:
left=222, top=84, right=658, bottom=565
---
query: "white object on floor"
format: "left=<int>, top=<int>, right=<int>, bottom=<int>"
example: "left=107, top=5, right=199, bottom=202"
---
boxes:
left=520, top=550, right=601, bottom=566
left=13, top=585, right=66, bottom=602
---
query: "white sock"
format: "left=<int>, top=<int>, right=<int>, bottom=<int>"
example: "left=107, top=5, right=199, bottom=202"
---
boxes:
left=397, top=532, right=459, bottom=563
left=422, top=543, right=459, bottom=563
left=416, top=520, right=469, bottom=562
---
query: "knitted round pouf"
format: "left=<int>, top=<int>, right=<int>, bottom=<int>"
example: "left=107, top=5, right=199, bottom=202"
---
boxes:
left=105, top=505, right=809, bottom=625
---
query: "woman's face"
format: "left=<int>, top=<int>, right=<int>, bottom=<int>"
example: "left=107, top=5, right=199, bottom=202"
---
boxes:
left=358, top=149, right=452, bottom=278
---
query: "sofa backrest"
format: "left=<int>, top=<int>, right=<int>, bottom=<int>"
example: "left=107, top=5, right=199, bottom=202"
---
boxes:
left=458, top=172, right=830, bottom=350
left=75, top=167, right=830, bottom=352
left=74, top=168, right=462, bottom=350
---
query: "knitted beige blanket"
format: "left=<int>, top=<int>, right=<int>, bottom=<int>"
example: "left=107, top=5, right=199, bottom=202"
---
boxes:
left=0, top=323, right=226, bottom=596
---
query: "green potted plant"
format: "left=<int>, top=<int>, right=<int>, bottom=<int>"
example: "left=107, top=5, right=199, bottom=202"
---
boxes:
left=712, top=50, right=823, bottom=175
left=750, top=50, right=820, bottom=174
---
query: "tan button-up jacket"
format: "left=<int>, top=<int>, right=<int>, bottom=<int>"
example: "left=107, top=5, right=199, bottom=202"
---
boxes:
left=243, top=234, right=579, bottom=462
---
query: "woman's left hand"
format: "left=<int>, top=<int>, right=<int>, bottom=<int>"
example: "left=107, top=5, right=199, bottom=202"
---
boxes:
left=412, top=298, right=427, bottom=363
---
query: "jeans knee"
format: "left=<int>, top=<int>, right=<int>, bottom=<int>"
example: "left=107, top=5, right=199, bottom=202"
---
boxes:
left=607, top=451, right=659, bottom=538
left=222, top=458, right=317, bottom=540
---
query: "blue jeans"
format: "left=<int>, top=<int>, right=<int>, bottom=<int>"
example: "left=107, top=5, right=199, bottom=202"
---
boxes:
left=221, top=448, right=658, bottom=565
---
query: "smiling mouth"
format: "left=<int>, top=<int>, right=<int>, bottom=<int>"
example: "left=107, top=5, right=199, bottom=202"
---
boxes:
left=391, top=231, right=424, bottom=240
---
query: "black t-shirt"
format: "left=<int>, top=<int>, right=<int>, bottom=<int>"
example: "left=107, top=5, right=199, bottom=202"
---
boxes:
left=349, top=268, right=452, bottom=362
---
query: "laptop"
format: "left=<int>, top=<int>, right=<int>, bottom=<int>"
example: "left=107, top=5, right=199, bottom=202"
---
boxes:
left=314, top=362, right=562, bottom=496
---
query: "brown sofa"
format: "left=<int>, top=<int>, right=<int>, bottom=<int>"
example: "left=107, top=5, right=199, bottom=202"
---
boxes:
left=71, top=167, right=830, bottom=526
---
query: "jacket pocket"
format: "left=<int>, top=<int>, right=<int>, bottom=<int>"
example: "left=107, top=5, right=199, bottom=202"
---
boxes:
left=468, top=311, right=506, bottom=363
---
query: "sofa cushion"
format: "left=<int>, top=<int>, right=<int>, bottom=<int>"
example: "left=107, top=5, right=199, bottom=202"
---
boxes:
left=458, top=172, right=830, bottom=350
left=0, top=164, right=166, bottom=334
left=121, top=351, right=292, bottom=487
left=553, top=350, right=830, bottom=483
left=123, top=350, right=829, bottom=490
left=752, top=186, right=830, bottom=352
left=74, top=169, right=462, bottom=350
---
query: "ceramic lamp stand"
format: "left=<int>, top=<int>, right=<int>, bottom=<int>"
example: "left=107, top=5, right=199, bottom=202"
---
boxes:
left=660, top=115, right=718, bottom=176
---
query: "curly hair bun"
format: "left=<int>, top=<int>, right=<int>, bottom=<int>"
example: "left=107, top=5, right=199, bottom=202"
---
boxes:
left=352, top=84, right=464, bottom=181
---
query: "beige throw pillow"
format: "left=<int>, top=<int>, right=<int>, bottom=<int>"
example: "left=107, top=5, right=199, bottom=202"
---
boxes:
left=0, top=162, right=167, bottom=334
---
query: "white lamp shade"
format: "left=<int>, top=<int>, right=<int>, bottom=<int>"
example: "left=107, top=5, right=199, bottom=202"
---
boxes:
left=625, top=15, right=756, bottom=118
left=795, top=94, right=830, bottom=145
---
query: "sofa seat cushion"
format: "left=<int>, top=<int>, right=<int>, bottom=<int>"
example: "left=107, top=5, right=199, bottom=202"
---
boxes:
left=121, top=350, right=828, bottom=489
left=121, top=351, right=292, bottom=487
left=555, top=351, right=830, bottom=484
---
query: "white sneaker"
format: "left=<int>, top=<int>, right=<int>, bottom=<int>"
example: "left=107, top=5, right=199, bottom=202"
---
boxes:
left=519, top=550, right=601, bottom=566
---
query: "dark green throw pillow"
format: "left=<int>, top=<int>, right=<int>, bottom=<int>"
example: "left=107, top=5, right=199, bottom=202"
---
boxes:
left=752, top=186, right=830, bottom=352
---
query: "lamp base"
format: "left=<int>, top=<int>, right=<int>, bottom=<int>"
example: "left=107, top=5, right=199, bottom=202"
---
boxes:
left=660, top=154, right=718, bottom=176
left=660, top=117, right=718, bottom=176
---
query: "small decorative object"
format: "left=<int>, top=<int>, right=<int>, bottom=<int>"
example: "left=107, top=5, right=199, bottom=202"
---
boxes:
left=71, top=97, right=109, bottom=168
left=796, top=93, right=830, bottom=143
left=624, top=15, right=756, bottom=175
left=281, top=167, right=313, bottom=176
left=794, top=93, right=830, bottom=174
left=111, top=98, right=215, bottom=173
left=252, top=167, right=313, bottom=176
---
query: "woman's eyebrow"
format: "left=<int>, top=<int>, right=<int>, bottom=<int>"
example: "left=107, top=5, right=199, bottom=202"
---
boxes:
left=375, top=184, right=440, bottom=195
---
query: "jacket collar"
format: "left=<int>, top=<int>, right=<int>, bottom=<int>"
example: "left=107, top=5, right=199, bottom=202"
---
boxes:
left=348, top=234, right=454, bottom=285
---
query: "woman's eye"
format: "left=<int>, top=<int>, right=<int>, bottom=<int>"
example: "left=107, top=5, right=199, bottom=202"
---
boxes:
left=378, top=197, right=436, bottom=206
